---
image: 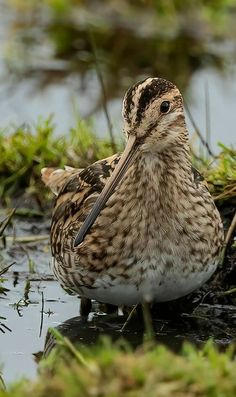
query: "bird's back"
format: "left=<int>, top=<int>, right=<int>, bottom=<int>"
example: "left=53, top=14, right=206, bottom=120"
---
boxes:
left=42, top=153, right=122, bottom=260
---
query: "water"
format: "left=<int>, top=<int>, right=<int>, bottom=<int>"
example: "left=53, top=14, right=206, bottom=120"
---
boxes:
left=0, top=217, right=79, bottom=382
left=1, top=279, right=79, bottom=383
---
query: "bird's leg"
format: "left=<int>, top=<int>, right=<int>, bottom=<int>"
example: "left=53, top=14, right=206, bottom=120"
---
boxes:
left=105, top=303, right=118, bottom=314
left=80, top=297, right=92, bottom=318
left=142, top=301, right=155, bottom=342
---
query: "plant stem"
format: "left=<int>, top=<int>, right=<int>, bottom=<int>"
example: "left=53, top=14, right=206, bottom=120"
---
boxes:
left=88, top=26, right=117, bottom=152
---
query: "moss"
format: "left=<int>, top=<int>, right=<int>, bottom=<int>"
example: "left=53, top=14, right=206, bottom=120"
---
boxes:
left=1, top=339, right=236, bottom=396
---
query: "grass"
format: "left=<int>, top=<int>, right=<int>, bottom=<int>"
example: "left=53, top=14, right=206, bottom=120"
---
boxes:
left=0, top=212, right=15, bottom=334
left=0, top=210, right=15, bottom=295
left=1, top=335, right=236, bottom=396
left=203, top=144, right=236, bottom=203
left=0, top=116, right=117, bottom=205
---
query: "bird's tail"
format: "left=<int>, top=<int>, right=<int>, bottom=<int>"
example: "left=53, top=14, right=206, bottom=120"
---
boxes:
left=41, top=166, right=81, bottom=196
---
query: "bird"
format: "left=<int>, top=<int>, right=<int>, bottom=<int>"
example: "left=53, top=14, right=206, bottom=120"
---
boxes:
left=41, top=77, right=224, bottom=307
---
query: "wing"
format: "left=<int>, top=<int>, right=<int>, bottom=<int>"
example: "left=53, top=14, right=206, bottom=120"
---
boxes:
left=48, top=153, right=121, bottom=255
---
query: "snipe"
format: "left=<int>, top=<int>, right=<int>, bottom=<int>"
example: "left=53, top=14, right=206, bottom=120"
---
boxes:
left=42, top=77, right=224, bottom=306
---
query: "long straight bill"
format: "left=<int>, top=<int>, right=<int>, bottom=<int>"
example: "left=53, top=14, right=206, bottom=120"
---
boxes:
left=74, top=135, right=138, bottom=247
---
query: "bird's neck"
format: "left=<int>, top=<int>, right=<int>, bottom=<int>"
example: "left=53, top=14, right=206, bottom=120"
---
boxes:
left=133, top=144, right=192, bottom=193
left=104, top=143, right=194, bottom=238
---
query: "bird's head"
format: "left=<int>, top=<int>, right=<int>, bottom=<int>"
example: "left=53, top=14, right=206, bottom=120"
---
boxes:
left=122, top=77, right=187, bottom=152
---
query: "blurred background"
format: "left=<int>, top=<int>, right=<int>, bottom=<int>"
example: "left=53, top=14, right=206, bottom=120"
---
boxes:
left=1, top=0, right=236, bottom=151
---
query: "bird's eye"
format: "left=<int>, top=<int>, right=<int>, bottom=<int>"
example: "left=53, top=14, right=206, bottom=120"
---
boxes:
left=160, top=101, right=170, bottom=113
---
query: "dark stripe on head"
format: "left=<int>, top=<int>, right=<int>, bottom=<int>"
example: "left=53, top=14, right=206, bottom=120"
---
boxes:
left=123, top=78, right=149, bottom=123
left=135, top=78, right=175, bottom=125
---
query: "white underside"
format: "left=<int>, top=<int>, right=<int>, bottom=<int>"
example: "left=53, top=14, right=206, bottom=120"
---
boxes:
left=78, top=262, right=217, bottom=306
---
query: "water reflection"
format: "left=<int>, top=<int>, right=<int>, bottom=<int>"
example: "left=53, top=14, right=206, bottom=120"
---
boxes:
left=4, top=1, right=232, bottom=101
left=43, top=303, right=236, bottom=358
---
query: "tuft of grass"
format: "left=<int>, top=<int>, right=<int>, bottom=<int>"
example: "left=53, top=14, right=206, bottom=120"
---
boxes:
left=0, top=209, right=15, bottom=239
left=0, top=372, right=5, bottom=391
left=202, top=144, right=236, bottom=203
left=0, top=213, right=15, bottom=333
left=0, top=211, right=15, bottom=297
left=2, top=337, right=236, bottom=396
left=0, top=116, right=117, bottom=204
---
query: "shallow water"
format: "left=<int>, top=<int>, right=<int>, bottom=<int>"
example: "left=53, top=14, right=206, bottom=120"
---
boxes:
left=1, top=278, right=79, bottom=383
left=0, top=217, right=81, bottom=382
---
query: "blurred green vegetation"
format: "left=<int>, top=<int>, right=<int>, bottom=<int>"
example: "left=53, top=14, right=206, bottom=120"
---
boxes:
left=5, top=0, right=236, bottom=111
left=2, top=336, right=236, bottom=396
